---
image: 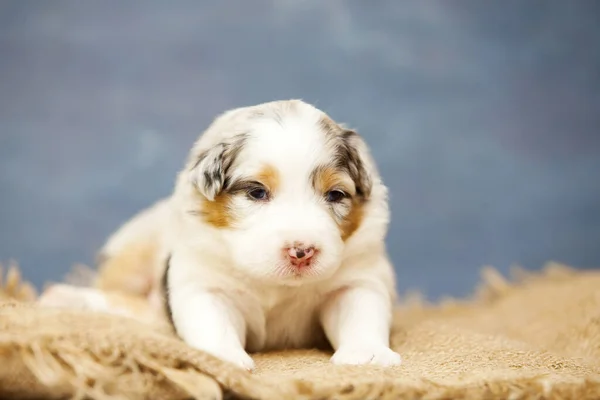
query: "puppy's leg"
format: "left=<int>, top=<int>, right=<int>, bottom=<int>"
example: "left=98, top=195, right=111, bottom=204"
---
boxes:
left=39, top=284, right=112, bottom=311
left=320, top=285, right=402, bottom=367
left=38, top=284, right=160, bottom=325
left=169, top=287, right=254, bottom=371
left=166, top=252, right=255, bottom=370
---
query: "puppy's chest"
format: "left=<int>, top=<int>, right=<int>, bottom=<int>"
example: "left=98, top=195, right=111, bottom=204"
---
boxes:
left=256, top=287, right=328, bottom=352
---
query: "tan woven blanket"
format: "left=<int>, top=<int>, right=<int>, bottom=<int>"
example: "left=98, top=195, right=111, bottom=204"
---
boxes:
left=0, top=262, right=599, bottom=400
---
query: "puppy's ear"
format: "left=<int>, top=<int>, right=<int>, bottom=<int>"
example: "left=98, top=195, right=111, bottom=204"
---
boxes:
left=337, top=130, right=373, bottom=199
left=189, top=135, right=247, bottom=201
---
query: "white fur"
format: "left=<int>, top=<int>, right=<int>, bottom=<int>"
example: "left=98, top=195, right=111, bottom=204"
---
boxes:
left=98, top=100, right=401, bottom=370
left=39, top=284, right=111, bottom=311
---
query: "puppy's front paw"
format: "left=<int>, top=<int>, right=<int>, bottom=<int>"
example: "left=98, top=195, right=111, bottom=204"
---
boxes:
left=203, top=346, right=256, bottom=371
left=331, top=345, right=402, bottom=367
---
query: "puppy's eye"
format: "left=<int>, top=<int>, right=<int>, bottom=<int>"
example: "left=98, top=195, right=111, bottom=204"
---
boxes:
left=248, top=187, right=269, bottom=201
left=325, top=190, right=347, bottom=203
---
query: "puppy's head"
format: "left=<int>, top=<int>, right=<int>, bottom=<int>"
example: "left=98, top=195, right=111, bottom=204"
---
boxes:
left=181, top=100, right=386, bottom=285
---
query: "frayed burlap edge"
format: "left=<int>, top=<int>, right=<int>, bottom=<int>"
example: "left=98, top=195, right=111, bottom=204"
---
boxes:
left=1, top=262, right=600, bottom=400
left=0, top=306, right=300, bottom=400
left=3, top=335, right=599, bottom=400
left=394, top=261, right=584, bottom=312
left=0, top=335, right=245, bottom=400
left=0, top=262, right=37, bottom=303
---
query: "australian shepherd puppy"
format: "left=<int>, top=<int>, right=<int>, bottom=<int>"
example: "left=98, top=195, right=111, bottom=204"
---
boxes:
left=39, top=100, right=401, bottom=371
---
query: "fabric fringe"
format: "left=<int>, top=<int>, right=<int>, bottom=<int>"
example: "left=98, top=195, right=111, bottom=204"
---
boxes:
left=5, top=338, right=222, bottom=400
left=0, top=262, right=37, bottom=302
left=1, top=262, right=599, bottom=400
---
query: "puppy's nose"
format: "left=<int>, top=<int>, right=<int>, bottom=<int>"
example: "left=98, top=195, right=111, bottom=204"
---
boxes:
left=287, top=246, right=315, bottom=262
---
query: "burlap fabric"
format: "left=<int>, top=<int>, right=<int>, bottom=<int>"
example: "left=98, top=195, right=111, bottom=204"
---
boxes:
left=0, top=262, right=599, bottom=400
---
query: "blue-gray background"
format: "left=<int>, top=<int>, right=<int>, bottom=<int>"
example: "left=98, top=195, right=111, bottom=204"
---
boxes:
left=1, top=1, right=599, bottom=299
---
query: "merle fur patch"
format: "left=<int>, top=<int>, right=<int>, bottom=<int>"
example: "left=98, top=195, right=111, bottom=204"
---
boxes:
left=319, top=116, right=372, bottom=200
left=334, top=129, right=372, bottom=199
left=190, top=133, right=248, bottom=200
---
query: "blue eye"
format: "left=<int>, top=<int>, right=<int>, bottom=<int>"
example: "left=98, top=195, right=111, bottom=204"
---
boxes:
left=248, top=187, right=268, bottom=201
left=326, top=190, right=346, bottom=203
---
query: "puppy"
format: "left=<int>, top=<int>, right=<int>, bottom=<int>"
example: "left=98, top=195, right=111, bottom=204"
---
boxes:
left=42, top=99, right=401, bottom=371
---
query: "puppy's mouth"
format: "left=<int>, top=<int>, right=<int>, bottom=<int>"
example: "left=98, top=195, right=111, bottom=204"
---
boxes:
left=282, top=263, right=312, bottom=278
left=289, top=258, right=313, bottom=270
left=274, top=259, right=327, bottom=284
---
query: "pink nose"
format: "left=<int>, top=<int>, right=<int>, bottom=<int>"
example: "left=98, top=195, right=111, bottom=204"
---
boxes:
left=287, top=246, right=315, bottom=262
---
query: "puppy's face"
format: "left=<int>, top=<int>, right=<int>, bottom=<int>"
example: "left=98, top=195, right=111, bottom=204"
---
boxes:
left=186, top=101, right=377, bottom=285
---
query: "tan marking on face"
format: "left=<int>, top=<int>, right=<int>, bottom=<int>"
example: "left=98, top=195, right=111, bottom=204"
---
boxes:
left=312, top=166, right=352, bottom=195
left=255, top=163, right=280, bottom=193
left=200, top=164, right=280, bottom=229
left=201, top=192, right=234, bottom=228
left=312, top=166, right=365, bottom=241
left=340, top=199, right=365, bottom=241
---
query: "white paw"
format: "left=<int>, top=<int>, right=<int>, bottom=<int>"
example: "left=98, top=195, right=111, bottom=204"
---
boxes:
left=38, top=284, right=110, bottom=311
left=202, top=346, right=256, bottom=371
left=331, top=344, right=402, bottom=367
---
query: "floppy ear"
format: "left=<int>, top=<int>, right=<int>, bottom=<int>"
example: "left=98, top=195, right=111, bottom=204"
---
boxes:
left=337, top=130, right=373, bottom=199
left=189, top=135, right=247, bottom=201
